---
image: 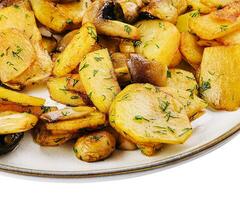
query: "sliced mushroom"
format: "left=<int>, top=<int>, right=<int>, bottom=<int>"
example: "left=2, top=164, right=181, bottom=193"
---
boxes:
left=82, top=0, right=140, bottom=39
left=127, top=54, right=167, bottom=87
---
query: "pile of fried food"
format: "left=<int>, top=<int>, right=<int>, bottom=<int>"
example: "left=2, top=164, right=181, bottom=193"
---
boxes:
left=0, top=0, right=239, bottom=162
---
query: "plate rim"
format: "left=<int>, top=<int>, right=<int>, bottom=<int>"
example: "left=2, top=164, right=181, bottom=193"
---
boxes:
left=0, top=123, right=239, bottom=178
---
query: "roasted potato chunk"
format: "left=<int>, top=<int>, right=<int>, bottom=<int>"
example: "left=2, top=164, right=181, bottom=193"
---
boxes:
left=73, top=131, right=116, bottom=162
left=0, top=87, right=45, bottom=106
left=167, top=69, right=198, bottom=95
left=53, top=23, right=97, bottom=76
left=57, top=30, right=78, bottom=52
left=180, top=32, right=203, bottom=68
left=0, top=29, right=35, bottom=83
left=135, top=20, right=180, bottom=68
left=137, top=143, right=163, bottom=156
left=33, top=123, right=73, bottom=146
left=46, top=112, right=106, bottom=131
left=47, top=76, right=88, bottom=106
left=199, top=45, right=240, bottom=110
left=189, top=2, right=240, bottom=40
left=109, top=84, right=192, bottom=145
left=0, top=112, right=38, bottom=135
left=169, top=49, right=182, bottom=68
left=79, top=49, right=121, bottom=113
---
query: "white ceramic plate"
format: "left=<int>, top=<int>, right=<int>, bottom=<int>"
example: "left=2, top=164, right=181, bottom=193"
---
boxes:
left=0, top=84, right=239, bottom=178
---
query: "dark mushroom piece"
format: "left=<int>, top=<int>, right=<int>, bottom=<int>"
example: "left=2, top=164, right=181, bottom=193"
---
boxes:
left=82, top=0, right=140, bottom=40
left=0, top=133, right=24, bottom=155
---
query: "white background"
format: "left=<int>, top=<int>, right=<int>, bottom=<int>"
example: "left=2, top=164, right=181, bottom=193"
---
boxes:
left=0, top=133, right=239, bottom=200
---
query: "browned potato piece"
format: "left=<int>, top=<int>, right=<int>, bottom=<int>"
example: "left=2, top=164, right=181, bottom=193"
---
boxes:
left=46, top=112, right=106, bottom=131
left=40, top=106, right=96, bottom=122
left=127, top=53, right=167, bottom=87
left=82, top=0, right=140, bottom=40
left=199, top=45, right=240, bottom=110
left=119, top=40, right=135, bottom=53
left=137, top=143, right=163, bottom=156
left=189, top=2, right=240, bottom=40
left=42, top=37, right=57, bottom=53
left=0, top=87, right=45, bottom=106
left=0, top=103, right=57, bottom=117
left=169, top=49, right=182, bottom=68
left=53, top=23, right=97, bottom=76
left=0, top=112, right=38, bottom=135
left=197, top=39, right=221, bottom=47
left=186, top=0, right=212, bottom=14
left=47, top=76, right=88, bottom=106
left=0, top=29, right=35, bottom=83
left=180, top=32, right=203, bottom=69
left=73, top=131, right=116, bottom=162
left=97, top=36, right=121, bottom=55
left=32, top=123, right=73, bottom=146
left=57, top=30, right=78, bottom=52
left=171, top=0, right=187, bottom=14
left=141, top=0, right=178, bottom=24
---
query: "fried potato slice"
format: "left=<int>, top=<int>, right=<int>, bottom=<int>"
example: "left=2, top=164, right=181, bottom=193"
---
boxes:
left=47, top=76, right=88, bottom=106
left=199, top=45, right=240, bottom=110
left=73, top=130, right=116, bottom=162
left=0, top=29, right=35, bottom=83
left=135, top=20, right=180, bottom=68
left=176, top=10, right=200, bottom=33
left=46, top=112, right=106, bottom=131
left=0, top=112, right=38, bottom=135
left=0, top=87, right=45, bottom=106
left=186, top=0, right=212, bottom=14
left=40, top=106, right=96, bottom=122
left=0, top=103, right=57, bottom=117
left=141, top=0, right=178, bottom=23
left=189, top=2, right=240, bottom=40
left=53, top=23, right=97, bottom=77
left=167, top=69, right=198, bottom=95
left=32, top=123, right=73, bottom=146
left=0, top=3, right=52, bottom=85
left=180, top=32, right=203, bottom=68
left=79, top=49, right=121, bottom=113
left=217, top=30, right=240, bottom=45
left=161, top=87, right=207, bottom=118
left=109, top=84, right=192, bottom=145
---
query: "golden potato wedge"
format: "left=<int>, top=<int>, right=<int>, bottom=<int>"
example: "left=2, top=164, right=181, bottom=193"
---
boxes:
left=0, top=103, right=57, bottom=117
left=176, top=10, right=200, bottom=33
left=65, top=74, right=86, bottom=93
left=217, top=30, right=240, bottom=45
left=0, top=112, right=38, bottom=135
left=0, top=87, right=45, bottom=106
left=73, top=131, right=116, bottom=162
left=135, top=20, right=180, bottom=68
left=186, top=0, right=212, bottom=14
left=189, top=2, right=240, bottom=40
left=82, top=0, right=140, bottom=40
left=0, top=29, right=35, bottom=83
left=199, top=45, right=240, bottom=110
left=46, top=112, right=106, bottom=131
left=40, top=106, right=96, bottom=122
left=161, top=87, right=207, bottom=118
left=109, top=84, right=192, bottom=145
left=53, top=23, right=97, bottom=76
left=47, top=76, right=88, bottom=106
left=32, top=123, right=73, bottom=146
left=42, top=37, right=57, bottom=53
left=141, top=0, right=178, bottom=23
left=56, top=0, right=92, bottom=25
left=0, top=3, right=53, bottom=85
left=79, top=49, right=121, bottom=113
left=180, top=32, right=203, bottom=68
left=29, top=0, right=75, bottom=32
left=169, top=49, right=182, bottom=68
left=167, top=69, right=198, bottom=95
